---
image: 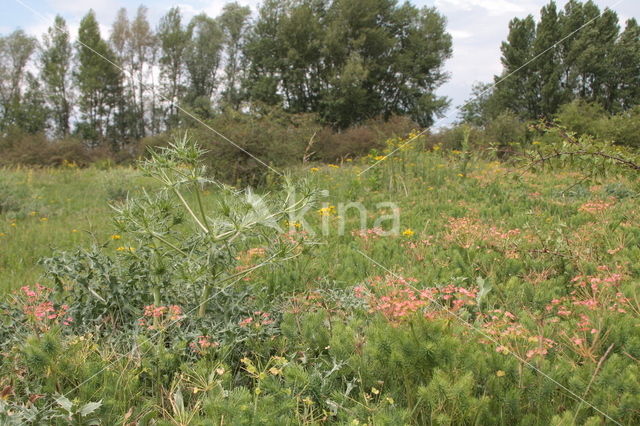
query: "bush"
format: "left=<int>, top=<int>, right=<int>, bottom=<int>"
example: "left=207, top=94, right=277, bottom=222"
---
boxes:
left=0, top=131, right=112, bottom=167
left=313, top=115, right=416, bottom=162
left=556, top=101, right=640, bottom=147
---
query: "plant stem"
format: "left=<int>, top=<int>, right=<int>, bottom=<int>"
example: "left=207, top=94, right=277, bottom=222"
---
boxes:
left=198, top=284, right=212, bottom=318
left=172, top=187, right=209, bottom=234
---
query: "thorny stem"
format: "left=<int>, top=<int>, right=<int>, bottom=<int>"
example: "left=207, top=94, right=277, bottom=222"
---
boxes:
left=194, top=185, right=211, bottom=233
left=172, top=187, right=209, bottom=234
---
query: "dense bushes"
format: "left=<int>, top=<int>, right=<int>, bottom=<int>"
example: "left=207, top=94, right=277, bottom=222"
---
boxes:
left=0, top=111, right=416, bottom=185
left=556, top=100, right=640, bottom=148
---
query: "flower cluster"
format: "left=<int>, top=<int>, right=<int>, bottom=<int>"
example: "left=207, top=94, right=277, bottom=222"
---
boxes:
left=238, top=311, right=275, bottom=328
left=444, top=217, right=521, bottom=250
left=351, top=227, right=386, bottom=241
left=138, top=304, right=184, bottom=330
left=355, top=275, right=478, bottom=326
left=317, top=205, right=337, bottom=216
left=189, top=335, right=220, bottom=355
left=18, top=284, right=73, bottom=331
left=579, top=199, right=615, bottom=214
left=478, top=309, right=557, bottom=359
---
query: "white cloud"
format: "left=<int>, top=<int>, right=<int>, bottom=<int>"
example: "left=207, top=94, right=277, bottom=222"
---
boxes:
left=435, top=0, right=537, bottom=16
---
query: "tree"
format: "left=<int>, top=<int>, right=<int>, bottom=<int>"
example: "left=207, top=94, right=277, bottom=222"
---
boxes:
left=532, top=2, right=565, bottom=116
left=219, top=2, right=252, bottom=110
left=0, top=30, right=38, bottom=132
left=458, top=82, right=497, bottom=126
left=41, top=15, right=73, bottom=138
left=185, top=13, right=224, bottom=117
left=75, top=10, right=123, bottom=147
left=492, top=15, right=538, bottom=119
left=244, top=0, right=452, bottom=128
left=109, top=8, right=139, bottom=142
left=157, top=7, right=191, bottom=128
left=613, top=19, right=640, bottom=110
left=129, top=6, right=157, bottom=137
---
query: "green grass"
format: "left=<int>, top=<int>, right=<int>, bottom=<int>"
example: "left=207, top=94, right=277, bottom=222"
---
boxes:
left=0, top=166, right=155, bottom=292
left=2, top=150, right=640, bottom=423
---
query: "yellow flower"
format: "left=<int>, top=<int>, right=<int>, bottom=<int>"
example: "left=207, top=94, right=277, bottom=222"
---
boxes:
left=371, top=387, right=380, bottom=395
left=111, top=234, right=122, bottom=240
left=310, top=167, right=320, bottom=172
left=496, top=370, right=506, bottom=377
left=269, top=367, right=282, bottom=376
left=116, top=246, right=135, bottom=252
left=40, top=217, right=48, bottom=222
left=318, top=205, right=337, bottom=216
left=457, top=173, right=464, bottom=177
left=0, top=233, right=5, bottom=237
left=11, top=223, right=16, bottom=227
left=29, top=211, right=37, bottom=216
left=402, top=229, right=415, bottom=237
left=373, top=155, right=386, bottom=161
left=71, top=229, right=79, bottom=233
left=427, top=187, right=434, bottom=191
left=328, top=164, right=339, bottom=169
left=532, top=141, right=541, bottom=145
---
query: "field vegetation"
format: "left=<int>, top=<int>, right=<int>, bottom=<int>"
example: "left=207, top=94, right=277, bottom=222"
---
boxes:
left=2, top=129, right=640, bottom=424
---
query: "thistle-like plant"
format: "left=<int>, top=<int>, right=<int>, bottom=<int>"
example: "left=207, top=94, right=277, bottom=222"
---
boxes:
left=111, top=133, right=323, bottom=317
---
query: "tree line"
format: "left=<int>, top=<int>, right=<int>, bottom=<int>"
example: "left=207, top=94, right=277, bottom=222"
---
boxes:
left=461, top=0, right=640, bottom=126
left=0, top=0, right=452, bottom=150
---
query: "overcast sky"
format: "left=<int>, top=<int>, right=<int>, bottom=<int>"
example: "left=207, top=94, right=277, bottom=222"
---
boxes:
left=3, top=0, right=639, bottom=126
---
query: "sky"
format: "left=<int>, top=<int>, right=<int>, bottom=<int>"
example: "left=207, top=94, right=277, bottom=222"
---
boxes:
left=2, top=0, right=639, bottom=127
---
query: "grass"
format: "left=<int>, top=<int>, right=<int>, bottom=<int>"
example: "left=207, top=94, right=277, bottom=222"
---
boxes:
left=0, top=166, right=155, bottom=292
left=2, top=148, right=640, bottom=423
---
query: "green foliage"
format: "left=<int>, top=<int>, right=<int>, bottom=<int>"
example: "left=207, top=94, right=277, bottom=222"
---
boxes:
left=475, top=0, right=640, bottom=123
left=74, top=11, right=123, bottom=148
left=244, top=0, right=452, bottom=128
left=3, top=131, right=640, bottom=424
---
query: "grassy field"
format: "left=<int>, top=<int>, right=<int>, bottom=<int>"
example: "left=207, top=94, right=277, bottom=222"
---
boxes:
left=2, top=147, right=640, bottom=423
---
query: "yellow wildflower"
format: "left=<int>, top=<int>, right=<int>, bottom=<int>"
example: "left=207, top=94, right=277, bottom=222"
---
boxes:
left=111, top=234, right=122, bottom=240
left=310, top=167, right=320, bottom=172
left=328, top=164, right=339, bottom=169
left=318, top=205, right=337, bottom=216
left=402, top=229, right=415, bottom=237
left=496, top=370, right=506, bottom=377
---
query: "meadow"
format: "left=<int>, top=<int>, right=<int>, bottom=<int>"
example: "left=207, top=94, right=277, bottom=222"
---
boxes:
left=1, top=134, right=640, bottom=424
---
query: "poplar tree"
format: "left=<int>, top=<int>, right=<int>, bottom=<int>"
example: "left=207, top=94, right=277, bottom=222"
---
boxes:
left=157, top=7, right=191, bottom=128
left=75, top=10, right=123, bottom=147
left=185, top=13, right=223, bottom=117
left=219, top=2, right=252, bottom=110
left=41, top=15, right=72, bottom=137
left=0, top=30, right=38, bottom=132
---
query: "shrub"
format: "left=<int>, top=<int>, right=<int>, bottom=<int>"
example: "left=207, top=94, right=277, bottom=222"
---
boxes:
left=314, top=115, right=416, bottom=162
left=0, top=131, right=111, bottom=167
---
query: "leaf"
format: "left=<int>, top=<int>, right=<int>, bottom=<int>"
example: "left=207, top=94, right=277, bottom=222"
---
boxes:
left=54, top=394, right=73, bottom=413
left=476, top=276, right=492, bottom=309
left=79, top=400, right=102, bottom=417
